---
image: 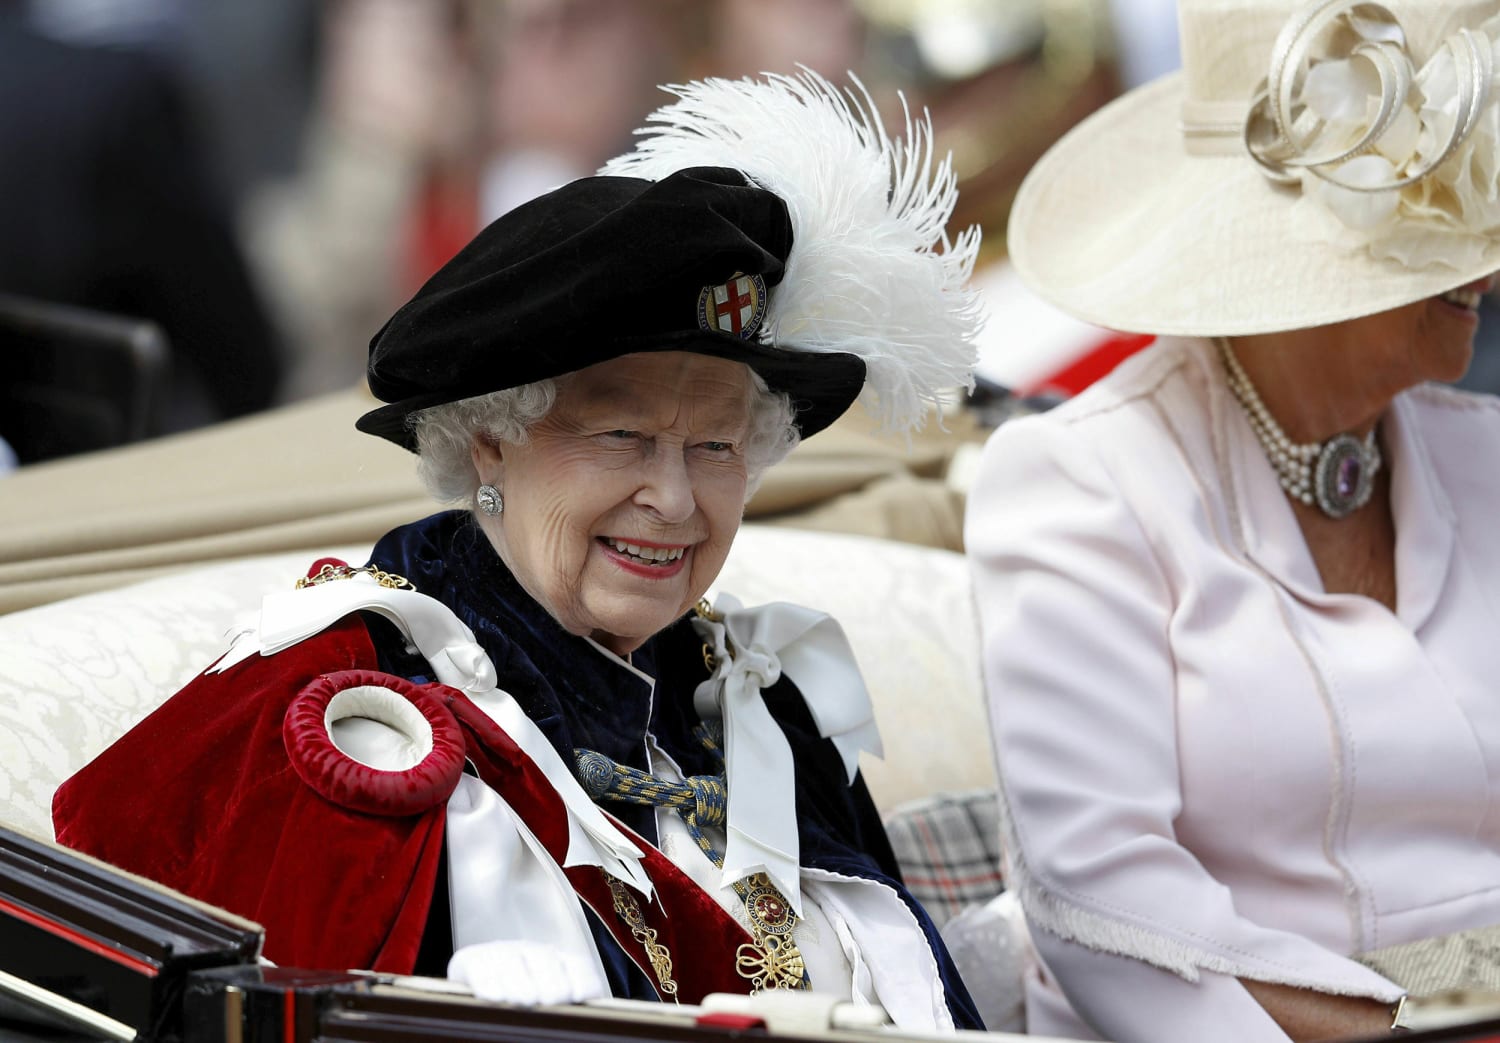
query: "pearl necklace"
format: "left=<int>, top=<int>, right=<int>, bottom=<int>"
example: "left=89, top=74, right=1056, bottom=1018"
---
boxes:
left=1218, top=341, right=1380, bottom=520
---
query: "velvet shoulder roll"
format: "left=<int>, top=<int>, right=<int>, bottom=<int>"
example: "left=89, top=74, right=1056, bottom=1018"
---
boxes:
left=283, top=669, right=467, bottom=817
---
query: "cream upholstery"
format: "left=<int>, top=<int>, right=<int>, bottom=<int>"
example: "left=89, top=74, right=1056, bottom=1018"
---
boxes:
left=0, top=524, right=993, bottom=840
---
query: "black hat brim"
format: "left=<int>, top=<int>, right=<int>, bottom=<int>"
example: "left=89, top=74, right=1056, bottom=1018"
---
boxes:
left=355, top=333, right=866, bottom=451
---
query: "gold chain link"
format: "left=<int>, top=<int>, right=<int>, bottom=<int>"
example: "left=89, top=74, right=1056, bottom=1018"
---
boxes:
left=295, top=563, right=414, bottom=591
left=696, top=598, right=723, bottom=671
left=606, top=876, right=680, bottom=1002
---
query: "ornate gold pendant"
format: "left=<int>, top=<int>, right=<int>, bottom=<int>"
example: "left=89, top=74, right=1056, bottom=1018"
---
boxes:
left=736, top=933, right=808, bottom=992
left=744, top=877, right=794, bottom=938
left=734, top=874, right=809, bottom=992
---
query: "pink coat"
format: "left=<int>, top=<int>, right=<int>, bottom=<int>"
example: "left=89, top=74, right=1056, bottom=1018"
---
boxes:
left=965, top=336, right=1500, bottom=1042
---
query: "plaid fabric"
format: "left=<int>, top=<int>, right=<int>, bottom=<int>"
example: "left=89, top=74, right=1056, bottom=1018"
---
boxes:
left=882, top=789, right=1004, bottom=929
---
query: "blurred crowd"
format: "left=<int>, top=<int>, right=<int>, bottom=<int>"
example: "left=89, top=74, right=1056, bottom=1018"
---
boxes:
left=0, top=0, right=1156, bottom=453
left=256, top=0, right=876, bottom=401
left=1, top=0, right=1170, bottom=467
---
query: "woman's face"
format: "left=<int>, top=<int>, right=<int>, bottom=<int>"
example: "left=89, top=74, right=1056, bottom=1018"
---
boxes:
left=1359, top=272, right=1499, bottom=387
left=473, top=352, right=754, bottom=655
left=1233, top=271, right=1499, bottom=436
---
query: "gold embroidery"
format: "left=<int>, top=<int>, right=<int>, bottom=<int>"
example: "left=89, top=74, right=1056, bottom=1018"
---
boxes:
left=609, top=602, right=812, bottom=995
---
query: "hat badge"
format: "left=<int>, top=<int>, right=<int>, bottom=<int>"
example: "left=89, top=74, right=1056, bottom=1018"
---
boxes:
left=697, top=272, right=767, bottom=339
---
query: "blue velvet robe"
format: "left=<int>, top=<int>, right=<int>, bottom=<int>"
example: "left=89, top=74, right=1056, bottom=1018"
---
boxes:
left=367, top=511, right=981, bottom=1028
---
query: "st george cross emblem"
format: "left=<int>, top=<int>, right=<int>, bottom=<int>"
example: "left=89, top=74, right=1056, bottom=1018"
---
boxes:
left=697, top=272, right=767, bottom=339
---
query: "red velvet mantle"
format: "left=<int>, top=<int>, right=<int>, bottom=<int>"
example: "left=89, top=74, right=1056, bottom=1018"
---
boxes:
left=52, top=616, right=756, bottom=1000
left=53, top=618, right=444, bottom=972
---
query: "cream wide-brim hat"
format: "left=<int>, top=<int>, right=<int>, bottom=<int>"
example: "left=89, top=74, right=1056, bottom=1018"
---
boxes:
left=1008, top=0, right=1500, bottom=338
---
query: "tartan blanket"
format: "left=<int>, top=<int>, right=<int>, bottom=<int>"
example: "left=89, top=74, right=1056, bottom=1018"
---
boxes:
left=883, top=789, right=1003, bottom=928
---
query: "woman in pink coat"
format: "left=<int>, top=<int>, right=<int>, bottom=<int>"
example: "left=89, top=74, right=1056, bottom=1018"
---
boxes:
left=966, top=1, right=1500, bottom=1040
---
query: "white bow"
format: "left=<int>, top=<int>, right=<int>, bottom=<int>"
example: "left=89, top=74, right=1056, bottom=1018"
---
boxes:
left=692, top=595, right=882, bottom=916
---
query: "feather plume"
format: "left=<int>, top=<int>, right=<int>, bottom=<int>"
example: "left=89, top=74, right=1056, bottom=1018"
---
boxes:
left=600, top=70, right=983, bottom=433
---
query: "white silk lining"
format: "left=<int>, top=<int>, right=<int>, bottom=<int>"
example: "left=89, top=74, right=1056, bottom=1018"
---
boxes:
left=325, top=685, right=433, bottom=770
left=445, top=774, right=611, bottom=994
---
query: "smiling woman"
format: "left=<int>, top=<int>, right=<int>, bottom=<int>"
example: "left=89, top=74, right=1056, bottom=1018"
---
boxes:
left=52, top=71, right=985, bottom=1029
left=464, top=352, right=763, bottom=654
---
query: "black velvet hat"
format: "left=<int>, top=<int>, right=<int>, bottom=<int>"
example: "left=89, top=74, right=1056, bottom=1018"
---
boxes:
left=356, top=166, right=867, bottom=450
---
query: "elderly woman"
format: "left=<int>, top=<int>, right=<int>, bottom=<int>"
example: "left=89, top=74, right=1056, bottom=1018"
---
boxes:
left=53, top=74, right=982, bottom=1030
left=964, top=2, right=1500, bottom=1041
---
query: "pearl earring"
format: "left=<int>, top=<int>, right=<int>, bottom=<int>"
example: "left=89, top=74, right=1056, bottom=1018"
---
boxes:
left=476, top=484, right=503, bottom=516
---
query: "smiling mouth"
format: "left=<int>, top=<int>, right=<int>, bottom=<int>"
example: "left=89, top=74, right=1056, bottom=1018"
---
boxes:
left=601, top=537, right=687, bottom=566
left=1441, top=287, right=1483, bottom=311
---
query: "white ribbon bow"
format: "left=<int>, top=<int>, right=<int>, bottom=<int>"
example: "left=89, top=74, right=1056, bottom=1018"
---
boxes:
left=692, top=594, right=882, bottom=917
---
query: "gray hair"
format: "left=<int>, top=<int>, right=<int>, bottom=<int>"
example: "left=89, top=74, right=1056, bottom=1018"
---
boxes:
left=410, top=369, right=801, bottom=505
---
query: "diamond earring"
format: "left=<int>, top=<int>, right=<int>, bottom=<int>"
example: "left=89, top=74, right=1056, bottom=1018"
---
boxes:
left=476, top=484, right=503, bottom=515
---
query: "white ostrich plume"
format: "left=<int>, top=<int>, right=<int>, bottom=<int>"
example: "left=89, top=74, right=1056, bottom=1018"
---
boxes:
left=600, top=69, right=982, bottom=433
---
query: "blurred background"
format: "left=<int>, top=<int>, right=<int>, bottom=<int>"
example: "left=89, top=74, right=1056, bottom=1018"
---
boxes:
left=7, top=0, right=1498, bottom=480
left=0, top=0, right=1179, bottom=470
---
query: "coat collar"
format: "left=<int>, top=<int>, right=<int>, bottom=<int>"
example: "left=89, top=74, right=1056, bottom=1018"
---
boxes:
left=1188, top=337, right=1456, bottom=629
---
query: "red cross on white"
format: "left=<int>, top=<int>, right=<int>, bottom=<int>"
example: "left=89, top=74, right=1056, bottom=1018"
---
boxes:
left=713, top=276, right=756, bottom=334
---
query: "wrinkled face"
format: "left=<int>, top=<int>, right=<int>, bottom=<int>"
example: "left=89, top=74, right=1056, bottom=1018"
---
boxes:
left=473, top=352, right=753, bottom=655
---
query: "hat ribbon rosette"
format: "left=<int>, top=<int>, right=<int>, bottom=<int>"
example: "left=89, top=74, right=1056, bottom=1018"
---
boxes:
left=1244, top=0, right=1500, bottom=271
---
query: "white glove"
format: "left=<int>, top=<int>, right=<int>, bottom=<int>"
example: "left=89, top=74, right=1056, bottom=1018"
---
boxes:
left=447, top=939, right=609, bottom=1006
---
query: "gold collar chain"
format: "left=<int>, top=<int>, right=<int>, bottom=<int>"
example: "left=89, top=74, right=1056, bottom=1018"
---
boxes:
left=606, top=875, right=680, bottom=1002
left=606, top=868, right=809, bottom=998
left=294, top=562, right=414, bottom=590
